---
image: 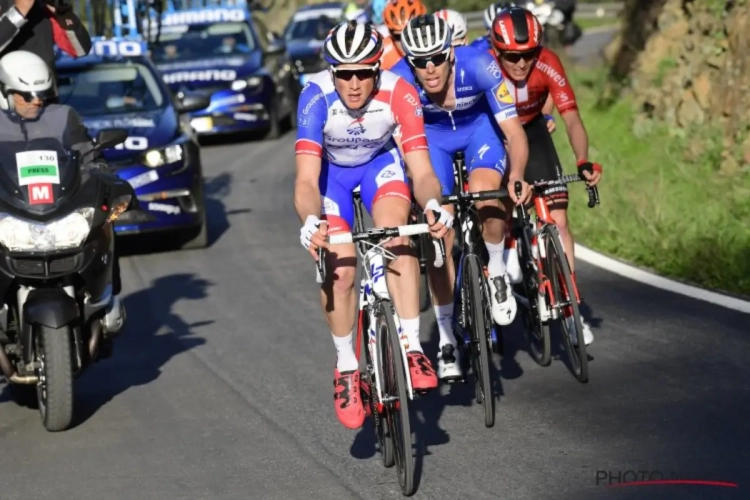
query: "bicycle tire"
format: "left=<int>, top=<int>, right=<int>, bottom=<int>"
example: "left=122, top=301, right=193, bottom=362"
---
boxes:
left=465, top=256, right=495, bottom=428
left=361, top=306, right=394, bottom=467
left=518, top=226, right=551, bottom=366
left=543, top=226, right=589, bottom=383
left=378, top=302, right=415, bottom=495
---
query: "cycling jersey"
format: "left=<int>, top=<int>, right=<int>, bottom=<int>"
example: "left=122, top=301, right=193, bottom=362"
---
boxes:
left=390, top=45, right=517, bottom=194
left=295, top=69, right=427, bottom=232
left=469, top=35, right=490, bottom=53
left=380, top=36, right=402, bottom=70
left=497, top=47, right=578, bottom=124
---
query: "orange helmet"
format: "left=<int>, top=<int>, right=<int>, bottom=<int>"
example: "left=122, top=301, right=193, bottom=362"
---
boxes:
left=491, top=7, right=542, bottom=52
left=383, top=0, right=427, bottom=35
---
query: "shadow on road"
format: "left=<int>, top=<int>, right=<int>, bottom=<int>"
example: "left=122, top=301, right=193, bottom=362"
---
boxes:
left=70, top=273, right=214, bottom=427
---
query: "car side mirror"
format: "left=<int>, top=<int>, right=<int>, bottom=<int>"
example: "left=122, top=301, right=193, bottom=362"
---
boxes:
left=265, top=39, right=286, bottom=55
left=95, top=128, right=128, bottom=150
left=175, top=94, right=210, bottom=113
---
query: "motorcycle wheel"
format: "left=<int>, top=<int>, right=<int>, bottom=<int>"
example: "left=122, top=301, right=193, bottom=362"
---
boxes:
left=36, top=325, right=74, bottom=432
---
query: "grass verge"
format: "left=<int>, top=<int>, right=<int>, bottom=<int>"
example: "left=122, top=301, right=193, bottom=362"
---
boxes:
left=551, top=67, right=750, bottom=296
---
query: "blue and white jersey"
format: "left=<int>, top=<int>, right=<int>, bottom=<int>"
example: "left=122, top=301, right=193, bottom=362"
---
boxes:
left=469, top=36, right=491, bottom=53
left=295, top=70, right=428, bottom=167
left=390, top=45, right=517, bottom=131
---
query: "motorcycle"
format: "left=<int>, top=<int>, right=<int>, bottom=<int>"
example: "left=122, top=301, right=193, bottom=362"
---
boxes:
left=0, top=129, right=136, bottom=432
left=525, top=1, right=580, bottom=48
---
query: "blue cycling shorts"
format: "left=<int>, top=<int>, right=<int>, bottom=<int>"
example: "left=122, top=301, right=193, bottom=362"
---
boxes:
left=319, top=144, right=411, bottom=234
left=427, top=113, right=508, bottom=196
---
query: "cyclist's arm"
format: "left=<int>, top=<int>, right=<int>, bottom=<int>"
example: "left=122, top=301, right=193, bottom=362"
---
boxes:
left=481, top=56, right=529, bottom=178
left=0, top=1, right=32, bottom=53
left=294, top=82, right=327, bottom=222
left=47, top=4, right=92, bottom=57
left=544, top=49, right=589, bottom=162
left=392, top=78, right=441, bottom=206
left=542, top=94, right=554, bottom=116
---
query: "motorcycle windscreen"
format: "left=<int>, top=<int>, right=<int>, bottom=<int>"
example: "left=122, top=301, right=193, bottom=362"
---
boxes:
left=0, top=138, right=80, bottom=217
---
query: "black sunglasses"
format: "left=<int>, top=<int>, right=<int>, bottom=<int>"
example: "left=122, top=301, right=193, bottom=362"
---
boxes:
left=407, top=49, right=450, bottom=69
left=497, top=49, right=538, bottom=64
left=8, top=89, right=54, bottom=103
left=331, top=67, right=378, bottom=81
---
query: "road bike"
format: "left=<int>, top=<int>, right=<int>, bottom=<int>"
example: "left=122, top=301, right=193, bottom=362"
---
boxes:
left=440, top=151, right=509, bottom=428
left=509, top=175, right=600, bottom=383
left=315, top=188, right=445, bottom=496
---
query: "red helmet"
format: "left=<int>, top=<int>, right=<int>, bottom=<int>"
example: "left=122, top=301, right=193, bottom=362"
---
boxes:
left=491, top=7, right=542, bottom=52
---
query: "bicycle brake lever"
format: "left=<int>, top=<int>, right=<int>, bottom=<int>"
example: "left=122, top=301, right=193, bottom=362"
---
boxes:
left=315, top=246, right=325, bottom=283
left=586, top=185, right=600, bottom=208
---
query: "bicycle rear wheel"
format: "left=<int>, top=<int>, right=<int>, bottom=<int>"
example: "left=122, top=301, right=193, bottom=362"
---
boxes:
left=378, top=302, right=415, bottom=495
left=360, top=306, right=394, bottom=467
left=465, top=256, right=495, bottom=428
left=543, top=226, right=588, bottom=383
left=517, top=227, right=551, bottom=366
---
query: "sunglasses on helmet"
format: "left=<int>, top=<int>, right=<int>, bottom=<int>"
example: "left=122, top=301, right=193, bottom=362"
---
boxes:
left=407, top=48, right=450, bottom=69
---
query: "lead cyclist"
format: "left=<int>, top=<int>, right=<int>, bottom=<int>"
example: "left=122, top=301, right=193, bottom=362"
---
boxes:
left=294, top=21, right=453, bottom=430
left=391, top=14, right=531, bottom=381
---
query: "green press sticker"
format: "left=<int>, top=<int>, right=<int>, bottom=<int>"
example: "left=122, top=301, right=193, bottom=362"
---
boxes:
left=16, top=150, right=60, bottom=186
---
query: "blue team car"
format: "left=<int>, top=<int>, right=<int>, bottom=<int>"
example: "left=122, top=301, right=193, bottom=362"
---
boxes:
left=55, top=39, right=212, bottom=249
left=151, top=2, right=297, bottom=139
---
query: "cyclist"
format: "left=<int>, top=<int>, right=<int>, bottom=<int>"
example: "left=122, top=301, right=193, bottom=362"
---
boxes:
left=0, top=50, right=125, bottom=338
left=379, top=0, right=426, bottom=70
left=470, top=1, right=516, bottom=53
left=391, top=15, right=531, bottom=381
left=294, top=21, right=453, bottom=429
left=435, top=8, right=468, bottom=47
left=490, top=8, right=601, bottom=345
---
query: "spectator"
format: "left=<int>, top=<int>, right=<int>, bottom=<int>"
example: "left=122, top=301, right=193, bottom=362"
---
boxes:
left=0, top=0, right=91, bottom=68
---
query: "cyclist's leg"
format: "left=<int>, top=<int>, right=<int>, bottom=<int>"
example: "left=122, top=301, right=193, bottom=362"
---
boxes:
left=360, top=145, right=438, bottom=391
left=420, top=129, right=463, bottom=380
left=465, top=117, right=517, bottom=326
left=319, top=160, right=366, bottom=428
left=524, top=115, right=593, bottom=344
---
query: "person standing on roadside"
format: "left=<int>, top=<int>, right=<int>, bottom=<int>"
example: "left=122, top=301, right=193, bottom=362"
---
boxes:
left=0, top=0, right=91, bottom=68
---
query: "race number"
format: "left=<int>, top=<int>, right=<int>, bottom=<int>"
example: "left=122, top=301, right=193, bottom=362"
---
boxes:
left=114, top=137, right=149, bottom=151
left=16, top=150, right=60, bottom=186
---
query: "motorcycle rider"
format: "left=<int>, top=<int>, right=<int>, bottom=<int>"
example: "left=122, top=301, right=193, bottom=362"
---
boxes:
left=0, top=50, right=126, bottom=342
left=0, top=0, right=91, bottom=68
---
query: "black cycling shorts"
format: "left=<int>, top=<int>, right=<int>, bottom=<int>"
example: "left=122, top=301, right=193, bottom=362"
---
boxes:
left=523, top=114, right=568, bottom=211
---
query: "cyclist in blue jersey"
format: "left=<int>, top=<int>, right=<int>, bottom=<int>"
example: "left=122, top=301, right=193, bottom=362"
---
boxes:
left=390, top=14, right=530, bottom=381
left=294, top=21, right=454, bottom=429
left=470, top=2, right=516, bottom=52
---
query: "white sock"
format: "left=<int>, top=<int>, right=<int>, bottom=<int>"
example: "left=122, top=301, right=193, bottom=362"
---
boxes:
left=434, top=304, right=456, bottom=348
left=332, top=332, right=358, bottom=372
left=485, top=239, right=506, bottom=278
left=400, top=317, right=423, bottom=353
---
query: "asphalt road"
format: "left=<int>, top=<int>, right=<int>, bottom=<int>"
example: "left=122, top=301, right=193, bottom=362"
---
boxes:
left=1, top=30, right=747, bottom=500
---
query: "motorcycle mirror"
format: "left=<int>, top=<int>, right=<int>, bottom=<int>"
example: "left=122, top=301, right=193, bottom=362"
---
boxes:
left=95, top=128, right=128, bottom=151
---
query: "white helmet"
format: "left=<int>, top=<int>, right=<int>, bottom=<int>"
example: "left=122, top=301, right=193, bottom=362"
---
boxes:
left=0, top=51, right=56, bottom=111
left=435, top=9, right=468, bottom=45
left=323, top=21, right=384, bottom=66
left=401, top=14, right=452, bottom=58
left=484, top=2, right=517, bottom=29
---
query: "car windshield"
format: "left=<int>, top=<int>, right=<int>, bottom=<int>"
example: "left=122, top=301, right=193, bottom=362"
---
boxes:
left=57, top=62, right=165, bottom=117
left=152, top=22, right=256, bottom=62
left=284, top=14, right=340, bottom=41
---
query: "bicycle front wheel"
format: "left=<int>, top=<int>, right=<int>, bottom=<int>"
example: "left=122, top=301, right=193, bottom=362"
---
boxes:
left=377, top=302, right=415, bottom=495
left=465, top=256, right=495, bottom=428
left=543, top=226, right=589, bottom=383
left=518, top=227, right=551, bottom=366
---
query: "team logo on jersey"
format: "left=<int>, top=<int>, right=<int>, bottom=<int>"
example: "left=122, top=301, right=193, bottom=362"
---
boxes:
left=347, top=117, right=366, bottom=136
left=495, top=81, right=514, bottom=104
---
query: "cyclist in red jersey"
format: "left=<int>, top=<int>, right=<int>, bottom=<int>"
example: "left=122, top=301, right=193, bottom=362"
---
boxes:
left=491, top=7, right=602, bottom=346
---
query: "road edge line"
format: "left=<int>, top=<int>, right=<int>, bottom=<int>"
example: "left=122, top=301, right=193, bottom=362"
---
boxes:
left=574, top=244, right=750, bottom=314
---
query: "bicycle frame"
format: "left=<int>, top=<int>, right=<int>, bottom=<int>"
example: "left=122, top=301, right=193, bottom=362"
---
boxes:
left=349, top=190, right=416, bottom=401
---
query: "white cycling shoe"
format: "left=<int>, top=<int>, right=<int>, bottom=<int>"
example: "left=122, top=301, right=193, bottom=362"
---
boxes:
left=566, top=316, right=594, bottom=346
left=488, top=274, right=517, bottom=326
left=437, top=344, right=463, bottom=382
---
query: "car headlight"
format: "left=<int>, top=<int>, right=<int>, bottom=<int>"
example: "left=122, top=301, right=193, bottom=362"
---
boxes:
left=230, top=76, right=263, bottom=92
left=0, top=207, right=95, bottom=252
left=143, top=144, right=184, bottom=168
